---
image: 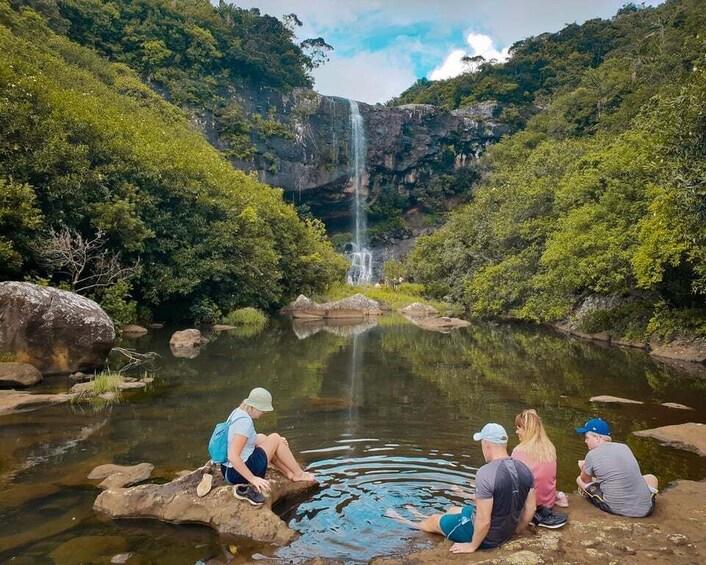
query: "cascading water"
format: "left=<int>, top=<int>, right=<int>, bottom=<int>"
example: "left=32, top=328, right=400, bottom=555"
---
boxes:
left=346, top=100, right=373, bottom=285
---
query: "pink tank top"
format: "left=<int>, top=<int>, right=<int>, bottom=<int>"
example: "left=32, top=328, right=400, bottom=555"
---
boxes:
left=511, top=446, right=557, bottom=508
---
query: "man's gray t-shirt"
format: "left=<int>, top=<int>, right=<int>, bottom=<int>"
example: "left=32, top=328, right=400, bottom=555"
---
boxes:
left=475, top=457, right=534, bottom=548
left=224, top=407, right=256, bottom=468
left=584, top=442, right=653, bottom=517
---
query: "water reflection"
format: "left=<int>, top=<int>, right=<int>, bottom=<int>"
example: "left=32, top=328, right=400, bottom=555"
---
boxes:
left=0, top=316, right=705, bottom=563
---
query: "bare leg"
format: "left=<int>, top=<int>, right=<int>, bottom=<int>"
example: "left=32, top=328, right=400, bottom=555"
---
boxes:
left=257, top=433, right=293, bottom=479
left=384, top=509, right=444, bottom=535
left=643, top=474, right=658, bottom=491
left=257, top=433, right=316, bottom=482
left=405, top=505, right=429, bottom=519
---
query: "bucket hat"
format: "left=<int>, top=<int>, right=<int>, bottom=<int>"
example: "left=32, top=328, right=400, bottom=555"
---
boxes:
left=244, top=387, right=274, bottom=412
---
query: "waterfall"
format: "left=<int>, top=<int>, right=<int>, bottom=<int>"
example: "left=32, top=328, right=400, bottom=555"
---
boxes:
left=347, top=100, right=373, bottom=285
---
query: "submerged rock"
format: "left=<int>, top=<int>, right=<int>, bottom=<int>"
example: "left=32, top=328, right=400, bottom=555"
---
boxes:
left=0, top=362, right=43, bottom=388
left=633, top=422, right=706, bottom=456
left=93, top=464, right=318, bottom=545
left=0, top=281, right=115, bottom=375
left=121, top=325, right=148, bottom=336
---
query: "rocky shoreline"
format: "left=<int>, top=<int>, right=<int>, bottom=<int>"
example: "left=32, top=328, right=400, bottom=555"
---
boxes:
left=369, top=480, right=706, bottom=565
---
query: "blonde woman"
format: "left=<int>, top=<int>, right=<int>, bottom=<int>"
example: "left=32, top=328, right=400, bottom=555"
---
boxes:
left=221, top=387, right=316, bottom=505
left=512, top=410, right=569, bottom=526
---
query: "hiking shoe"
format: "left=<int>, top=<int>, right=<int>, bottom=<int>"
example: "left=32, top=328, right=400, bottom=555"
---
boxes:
left=533, top=505, right=568, bottom=529
left=233, top=484, right=266, bottom=506
left=196, top=473, right=213, bottom=497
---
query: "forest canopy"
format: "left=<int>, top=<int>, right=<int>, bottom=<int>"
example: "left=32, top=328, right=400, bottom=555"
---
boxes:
left=407, top=0, right=706, bottom=338
left=0, top=0, right=346, bottom=323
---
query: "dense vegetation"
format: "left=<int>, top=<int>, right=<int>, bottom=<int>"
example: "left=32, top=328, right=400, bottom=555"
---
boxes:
left=0, top=1, right=346, bottom=323
left=408, top=0, right=706, bottom=338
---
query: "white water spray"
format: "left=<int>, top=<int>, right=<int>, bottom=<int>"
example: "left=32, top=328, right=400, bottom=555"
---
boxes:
left=347, top=100, right=373, bottom=285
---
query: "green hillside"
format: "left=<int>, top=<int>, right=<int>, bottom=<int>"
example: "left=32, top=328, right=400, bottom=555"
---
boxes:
left=0, top=0, right=346, bottom=323
left=407, top=0, right=706, bottom=338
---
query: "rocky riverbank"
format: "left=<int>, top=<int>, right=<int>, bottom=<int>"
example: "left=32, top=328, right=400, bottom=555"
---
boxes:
left=369, top=480, right=706, bottom=565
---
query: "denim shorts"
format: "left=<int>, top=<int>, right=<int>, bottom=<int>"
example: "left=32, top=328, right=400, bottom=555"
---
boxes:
left=221, top=447, right=268, bottom=485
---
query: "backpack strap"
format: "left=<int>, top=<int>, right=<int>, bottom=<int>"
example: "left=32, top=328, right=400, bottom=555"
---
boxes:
left=503, top=458, right=522, bottom=506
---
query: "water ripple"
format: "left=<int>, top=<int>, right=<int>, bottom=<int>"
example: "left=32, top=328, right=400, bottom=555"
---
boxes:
left=275, top=439, right=478, bottom=563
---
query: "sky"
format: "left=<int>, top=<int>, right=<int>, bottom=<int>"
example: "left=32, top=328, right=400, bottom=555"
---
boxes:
left=238, top=1, right=663, bottom=104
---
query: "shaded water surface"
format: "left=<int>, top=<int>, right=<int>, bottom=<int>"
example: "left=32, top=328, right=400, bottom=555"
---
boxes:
left=1, top=316, right=705, bottom=563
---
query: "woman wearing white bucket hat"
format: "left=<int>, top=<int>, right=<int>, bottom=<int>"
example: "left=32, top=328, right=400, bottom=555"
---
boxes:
left=221, top=387, right=316, bottom=500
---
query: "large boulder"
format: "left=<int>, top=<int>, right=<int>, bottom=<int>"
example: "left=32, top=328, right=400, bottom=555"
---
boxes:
left=286, top=294, right=326, bottom=319
left=0, top=282, right=115, bottom=375
left=285, top=294, right=382, bottom=320
left=323, top=294, right=383, bottom=319
left=93, top=464, right=318, bottom=545
left=0, top=362, right=43, bottom=388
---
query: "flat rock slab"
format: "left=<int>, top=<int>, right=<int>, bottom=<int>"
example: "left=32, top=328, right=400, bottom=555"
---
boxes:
left=0, top=362, right=43, bottom=387
left=93, top=465, right=318, bottom=545
left=661, top=402, right=694, bottom=410
left=286, top=294, right=382, bottom=320
left=633, top=422, right=706, bottom=456
left=0, top=390, right=75, bottom=416
left=88, top=463, right=155, bottom=489
left=589, top=395, right=643, bottom=404
left=414, top=317, right=471, bottom=332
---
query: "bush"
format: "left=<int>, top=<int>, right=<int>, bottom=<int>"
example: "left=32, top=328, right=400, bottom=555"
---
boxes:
left=579, top=301, right=653, bottom=340
left=222, top=307, right=267, bottom=327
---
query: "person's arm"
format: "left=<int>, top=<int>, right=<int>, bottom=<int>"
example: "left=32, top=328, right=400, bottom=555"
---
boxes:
left=578, top=458, right=595, bottom=484
left=228, top=433, right=271, bottom=492
left=449, top=497, right=492, bottom=553
left=516, top=488, right=536, bottom=534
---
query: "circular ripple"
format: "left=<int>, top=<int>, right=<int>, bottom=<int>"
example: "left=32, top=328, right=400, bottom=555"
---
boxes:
left=275, top=438, right=478, bottom=563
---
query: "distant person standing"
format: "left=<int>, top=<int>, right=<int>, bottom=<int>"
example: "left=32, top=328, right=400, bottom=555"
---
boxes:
left=386, top=423, right=536, bottom=554
left=575, top=418, right=658, bottom=517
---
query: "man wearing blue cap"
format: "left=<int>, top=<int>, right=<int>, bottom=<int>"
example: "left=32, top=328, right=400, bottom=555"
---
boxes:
left=385, top=423, right=536, bottom=554
left=576, top=418, right=658, bottom=517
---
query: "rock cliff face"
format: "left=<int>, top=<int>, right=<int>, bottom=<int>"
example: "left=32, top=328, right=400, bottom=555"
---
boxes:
left=195, top=88, right=509, bottom=224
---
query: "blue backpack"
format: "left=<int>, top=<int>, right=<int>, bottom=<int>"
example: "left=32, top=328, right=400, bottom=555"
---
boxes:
left=208, top=414, right=247, bottom=464
left=208, top=419, right=234, bottom=464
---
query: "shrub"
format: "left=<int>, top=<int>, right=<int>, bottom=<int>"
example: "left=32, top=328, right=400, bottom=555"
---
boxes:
left=222, top=307, right=267, bottom=327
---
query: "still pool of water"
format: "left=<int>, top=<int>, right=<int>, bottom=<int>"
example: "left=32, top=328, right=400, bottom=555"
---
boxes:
left=1, top=316, right=705, bottom=563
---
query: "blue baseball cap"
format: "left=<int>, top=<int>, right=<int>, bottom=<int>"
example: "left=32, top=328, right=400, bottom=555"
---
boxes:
left=473, top=423, right=508, bottom=445
left=576, top=418, right=611, bottom=436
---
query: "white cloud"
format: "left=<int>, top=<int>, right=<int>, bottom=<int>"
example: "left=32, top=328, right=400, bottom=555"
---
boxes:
left=233, top=1, right=666, bottom=102
left=429, top=33, right=510, bottom=80
left=312, top=51, right=417, bottom=104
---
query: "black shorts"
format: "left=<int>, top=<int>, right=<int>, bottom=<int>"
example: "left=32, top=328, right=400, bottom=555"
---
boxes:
left=581, top=482, right=656, bottom=516
left=221, top=446, right=268, bottom=485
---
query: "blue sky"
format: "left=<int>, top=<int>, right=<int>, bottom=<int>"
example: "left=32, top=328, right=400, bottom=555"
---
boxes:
left=238, top=1, right=663, bottom=104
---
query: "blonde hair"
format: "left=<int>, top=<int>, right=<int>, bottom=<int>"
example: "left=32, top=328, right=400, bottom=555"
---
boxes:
left=239, top=401, right=258, bottom=417
left=514, top=409, right=557, bottom=463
